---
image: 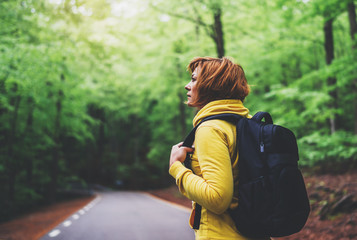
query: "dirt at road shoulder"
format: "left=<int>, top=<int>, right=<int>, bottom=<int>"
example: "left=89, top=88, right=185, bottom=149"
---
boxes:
left=147, top=185, right=192, bottom=209
left=0, top=196, right=95, bottom=240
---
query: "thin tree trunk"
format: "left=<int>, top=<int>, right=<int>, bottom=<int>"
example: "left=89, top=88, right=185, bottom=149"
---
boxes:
left=195, top=19, right=200, bottom=42
left=7, top=91, right=21, bottom=202
left=212, top=8, right=225, bottom=58
left=178, top=93, right=186, bottom=138
left=175, top=60, right=187, bottom=138
left=87, top=104, right=105, bottom=183
left=348, top=1, right=357, bottom=43
left=96, top=109, right=105, bottom=182
left=0, top=76, right=7, bottom=117
left=347, top=0, right=357, bottom=134
left=323, top=18, right=337, bottom=134
left=48, top=74, right=64, bottom=203
left=48, top=96, right=61, bottom=202
left=97, top=119, right=105, bottom=169
left=24, top=97, right=34, bottom=187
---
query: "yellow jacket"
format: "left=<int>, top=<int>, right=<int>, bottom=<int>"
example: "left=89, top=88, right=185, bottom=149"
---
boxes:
left=169, top=99, right=268, bottom=240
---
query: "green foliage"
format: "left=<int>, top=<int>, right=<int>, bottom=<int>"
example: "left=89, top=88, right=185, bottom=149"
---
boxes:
left=299, top=131, right=357, bottom=167
left=0, top=0, right=356, bottom=222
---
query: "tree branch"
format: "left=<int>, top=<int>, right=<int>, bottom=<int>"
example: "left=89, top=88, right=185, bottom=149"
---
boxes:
left=150, top=3, right=208, bottom=28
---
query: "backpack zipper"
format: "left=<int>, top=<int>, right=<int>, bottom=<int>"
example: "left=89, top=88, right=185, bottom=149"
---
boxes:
left=260, top=125, right=264, bottom=153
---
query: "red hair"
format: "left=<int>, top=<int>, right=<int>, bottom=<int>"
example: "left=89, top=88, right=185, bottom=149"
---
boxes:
left=187, top=57, right=250, bottom=107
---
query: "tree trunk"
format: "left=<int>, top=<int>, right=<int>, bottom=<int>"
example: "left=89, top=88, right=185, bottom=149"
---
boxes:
left=96, top=118, right=105, bottom=172
left=175, top=59, right=187, bottom=138
left=24, top=97, right=34, bottom=187
left=347, top=0, right=357, bottom=134
left=48, top=97, right=61, bottom=203
left=178, top=93, right=187, bottom=138
left=212, top=8, right=225, bottom=58
left=348, top=1, right=357, bottom=43
left=7, top=94, right=21, bottom=202
left=323, top=18, right=337, bottom=134
left=48, top=74, right=64, bottom=203
left=87, top=104, right=105, bottom=183
left=0, top=76, right=7, bottom=117
left=195, top=19, right=200, bottom=42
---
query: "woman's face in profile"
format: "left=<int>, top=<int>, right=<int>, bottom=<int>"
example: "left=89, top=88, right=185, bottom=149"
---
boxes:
left=185, top=67, right=199, bottom=108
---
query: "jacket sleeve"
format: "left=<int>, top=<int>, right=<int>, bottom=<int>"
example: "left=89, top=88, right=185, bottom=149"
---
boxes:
left=169, top=124, right=234, bottom=215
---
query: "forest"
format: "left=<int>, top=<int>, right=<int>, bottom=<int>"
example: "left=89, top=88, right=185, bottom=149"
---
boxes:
left=0, top=0, right=356, bottom=222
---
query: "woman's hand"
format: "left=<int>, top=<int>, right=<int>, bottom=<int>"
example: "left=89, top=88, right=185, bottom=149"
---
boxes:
left=169, top=142, right=194, bottom=168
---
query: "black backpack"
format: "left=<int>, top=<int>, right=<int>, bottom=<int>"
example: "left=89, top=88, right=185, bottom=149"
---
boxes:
left=182, top=112, right=310, bottom=238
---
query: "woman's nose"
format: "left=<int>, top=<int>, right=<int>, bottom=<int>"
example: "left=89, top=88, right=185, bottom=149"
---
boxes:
left=185, top=82, right=190, bottom=90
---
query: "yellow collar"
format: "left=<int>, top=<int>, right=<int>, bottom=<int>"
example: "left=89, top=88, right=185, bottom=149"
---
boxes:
left=193, top=99, right=250, bottom=127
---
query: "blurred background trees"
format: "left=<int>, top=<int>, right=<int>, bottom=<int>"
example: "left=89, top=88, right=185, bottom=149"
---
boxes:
left=0, top=0, right=356, bottom=221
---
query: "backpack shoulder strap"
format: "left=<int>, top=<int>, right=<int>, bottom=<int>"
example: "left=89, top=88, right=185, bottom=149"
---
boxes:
left=181, top=113, right=243, bottom=230
left=182, top=113, right=243, bottom=149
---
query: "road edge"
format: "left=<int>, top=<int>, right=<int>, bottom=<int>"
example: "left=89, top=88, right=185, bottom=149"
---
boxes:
left=143, top=192, right=192, bottom=213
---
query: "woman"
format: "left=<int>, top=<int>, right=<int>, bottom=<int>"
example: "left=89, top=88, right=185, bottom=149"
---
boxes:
left=169, top=57, right=267, bottom=240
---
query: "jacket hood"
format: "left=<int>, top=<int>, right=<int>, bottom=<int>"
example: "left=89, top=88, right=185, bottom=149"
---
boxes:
left=193, top=99, right=250, bottom=127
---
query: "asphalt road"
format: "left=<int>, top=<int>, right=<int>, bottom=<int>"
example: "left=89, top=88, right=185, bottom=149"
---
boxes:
left=40, top=191, right=195, bottom=240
